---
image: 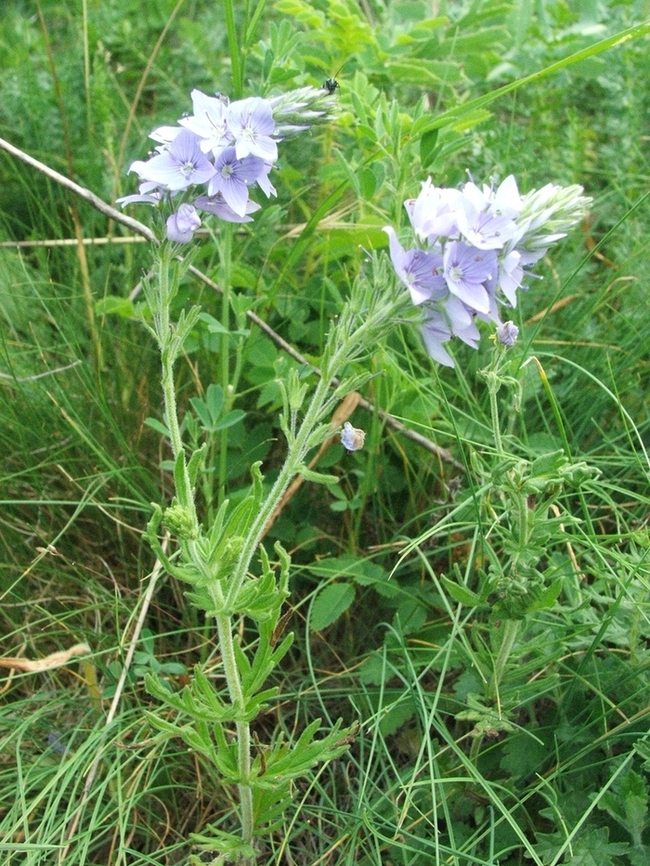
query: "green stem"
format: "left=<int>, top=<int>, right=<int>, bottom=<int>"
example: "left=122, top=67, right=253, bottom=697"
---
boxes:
left=154, top=250, right=194, bottom=516
left=469, top=732, right=484, bottom=765
left=153, top=244, right=253, bottom=849
left=223, top=0, right=243, bottom=98
left=223, top=357, right=339, bottom=612
left=490, top=618, right=520, bottom=699
left=488, top=378, right=503, bottom=457
left=149, top=248, right=407, bottom=860
left=215, top=612, right=253, bottom=843
left=218, top=225, right=233, bottom=504
left=220, top=289, right=407, bottom=610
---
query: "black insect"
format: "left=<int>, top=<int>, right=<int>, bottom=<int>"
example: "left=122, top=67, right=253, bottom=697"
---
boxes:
left=322, top=60, right=348, bottom=94
left=322, top=77, right=340, bottom=95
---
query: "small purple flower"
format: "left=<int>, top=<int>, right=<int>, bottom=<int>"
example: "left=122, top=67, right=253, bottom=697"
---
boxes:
left=456, top=197, right=518, bottom=251
left=149, top=126, right=185, bottom=145
left=383, top=227, right=446, bottom=305
left=443, top=242, right=497, bottom=313
left=207, top=147, right=269, bottom=216
left=490, top=175, right=523, bottom=214
left=228, top=97, right=278, bottom=162
left=252, top=161, right=277, bottom=199
left=420, top=304, right=482, bottom=368
left=340, top=422, right=366, bottom=452
left=497, top=250, right=524, bottom=306
left=496, top=321, right=519, bottom=347
left=474, top=290, right=502, bottom=326
left=453, top=317, right=481, bottom=350
left=461, top=178, right=521, bottom=221
left=131, top=129, right=216, bottom=191
left=116, top=181, right=165, bottom=207
left=166, top=203, right=201, bottom=243
left=384, top=173, right=589, bottom=366
left=421, top=312, right=454, bottom=367
left=120, top=85, right=339, bottom=237
left=406, top=179, right=461, bottom=242
left=444, top=294, right=474, bottom=332
left=195, top=193, right=260, bottom=223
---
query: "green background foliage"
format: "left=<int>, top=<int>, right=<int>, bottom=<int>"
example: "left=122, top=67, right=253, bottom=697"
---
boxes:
left=1, top=0, right=650, bottom=863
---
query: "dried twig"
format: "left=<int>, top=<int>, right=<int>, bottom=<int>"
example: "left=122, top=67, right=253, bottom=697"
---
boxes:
left=0, top=642, right=90, bottom=672
left=0, top=359, right=83, bottom=382
left=0, top=136, right=157, bottom=244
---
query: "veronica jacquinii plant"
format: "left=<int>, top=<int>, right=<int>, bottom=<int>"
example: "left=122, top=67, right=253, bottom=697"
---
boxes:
left=119, top=85, right=412, bottom=865
left=387, top=174, right=595, bottom=741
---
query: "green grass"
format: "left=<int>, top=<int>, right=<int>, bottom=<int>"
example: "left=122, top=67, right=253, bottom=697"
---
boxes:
left=2, top=0, right=650, bottom=863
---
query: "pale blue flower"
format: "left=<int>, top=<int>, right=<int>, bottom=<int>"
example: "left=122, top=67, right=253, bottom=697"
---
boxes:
left=496, top=321, right=519, bottom=347
left=166, top=203, right=201, bottom=243
left=179, top=89, right=233, bottom=155
left=130, top=129, right=216, bottom=191
left=421, top=313, right=454, bottom=367
left=384, top=173, right=589, bottom=366
left=207, top=147, right=268, bottom=217
left=383, top=226, right=446, bottom=305
left=120, top=86, right=339, bottom=237
left=497, top=250, right=524, bottom=306
left=462, top=177, right=522, bottom=221
left=443, top=241, right=497, bottom=313
left=228, top=97, right=278, bottom=162
left=444, top=294, right=475, bottom=332
left=405, top=179, right=461, bottom=242
left=116, top=181, right=164, bottom=207
left=252, top=161, right=277, bottom=199
left=340, top=422, right=366, bottom=452
left=195, top=193, right=260, bottom=223
left=148, top=126, right=184, bottom=145
left=456, top=196, right=518, bottom=251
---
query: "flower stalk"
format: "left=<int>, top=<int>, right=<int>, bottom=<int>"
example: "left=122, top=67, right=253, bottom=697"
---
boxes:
left=218, top=223, right=233, bottom=503
left=140, top=240, right=403, bottom=862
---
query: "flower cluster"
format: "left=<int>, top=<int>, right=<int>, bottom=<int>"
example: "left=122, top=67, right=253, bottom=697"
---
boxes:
left=119, top=86, right=338, bottom=242
left=384, top=176, right=590, bottom=366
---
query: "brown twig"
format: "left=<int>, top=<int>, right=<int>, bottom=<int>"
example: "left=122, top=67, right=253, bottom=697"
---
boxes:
left=0, top=136, right=157, bottom=244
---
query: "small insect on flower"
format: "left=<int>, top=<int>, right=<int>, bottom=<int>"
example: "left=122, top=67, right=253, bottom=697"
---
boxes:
left=322, top=77, right=340, bottom=95
left=322, top=62, right=346, bottom=95
left=341, top=421, right=366, bottom=453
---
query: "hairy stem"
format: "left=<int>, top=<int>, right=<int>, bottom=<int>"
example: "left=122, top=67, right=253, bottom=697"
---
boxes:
left=488, top=376, right=503, bottom=458
left=155, top=249, right=195, bottom=520
left=490, top=618, right=520, bottom=700
left=153, top=244, right=253, bottom=850
left=215, top=612, right=253, bottom=843
left=222, top=324, right=359, bottom=611
left=218, top=224, right=233, bottom=505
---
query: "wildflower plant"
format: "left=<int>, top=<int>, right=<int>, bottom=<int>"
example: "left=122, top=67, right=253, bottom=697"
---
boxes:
left=119, top=84, right=411, bottom=864
left=118, top=84, right=595, bottom=856
left=5, top=4, right=650, bottom=864
left=386, top=172, right=596, bottom=740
